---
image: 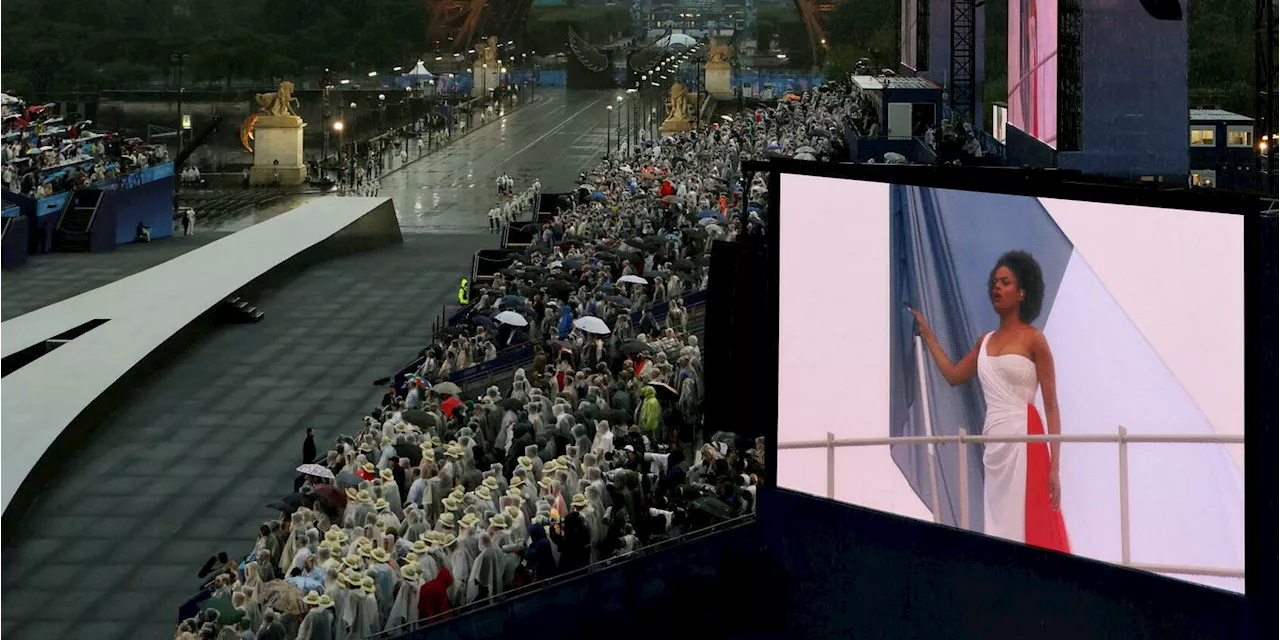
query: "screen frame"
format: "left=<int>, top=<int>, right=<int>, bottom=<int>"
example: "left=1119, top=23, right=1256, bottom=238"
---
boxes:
left=749, top=160, right=1273, bottom=619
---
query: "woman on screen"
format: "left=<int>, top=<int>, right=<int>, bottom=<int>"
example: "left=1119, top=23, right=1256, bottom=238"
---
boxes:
left=908, top=251, right=1070, bottom=553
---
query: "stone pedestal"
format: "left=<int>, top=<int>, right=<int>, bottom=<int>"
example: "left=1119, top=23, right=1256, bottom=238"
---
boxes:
left=660, top=116, right=693, bottom=136
left=705, top=63, right=734, bottom=100
left=249, top=115, right=306, bottom=186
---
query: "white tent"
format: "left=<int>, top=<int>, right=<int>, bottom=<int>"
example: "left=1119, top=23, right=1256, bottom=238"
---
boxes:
left=406, top=61, right=433, bottom=78
left=654, top=33, right=697, bottom=51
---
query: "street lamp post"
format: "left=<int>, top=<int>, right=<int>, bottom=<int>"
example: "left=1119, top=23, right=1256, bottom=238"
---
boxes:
left=172, top=53, right=190, bottom=150
left=616, top=95, right=624, bottom=155
left=606, top=105, right=613, bottom=160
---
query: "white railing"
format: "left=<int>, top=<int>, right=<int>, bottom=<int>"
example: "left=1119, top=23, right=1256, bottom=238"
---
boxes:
left=775, top=335, right=1245, bottom=580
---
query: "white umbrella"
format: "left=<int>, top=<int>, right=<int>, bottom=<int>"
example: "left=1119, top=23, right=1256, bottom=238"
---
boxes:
left=794, top=152, right=817, bottom=161
left=496, top=311, right=528, bottom=327
left=795, top=145, right=817, bottom=155
left=573, top=316, right=611, bottom=335
left=618, top=274, right=648, bottom=285
left=297, top=463, right=334, bottom=480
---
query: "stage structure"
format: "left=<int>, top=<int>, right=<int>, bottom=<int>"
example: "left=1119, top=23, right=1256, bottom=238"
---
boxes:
left=1004, top=0, right=1189, bottom=182
left=426, top=0, right=533, bottom=55
left=1257, top=0, right=1278, bottom=192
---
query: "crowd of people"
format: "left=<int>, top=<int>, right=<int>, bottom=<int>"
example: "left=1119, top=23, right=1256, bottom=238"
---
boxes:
left=171, top=82, right=841, bottom=639
left=2, top=95, right=168, bottom=199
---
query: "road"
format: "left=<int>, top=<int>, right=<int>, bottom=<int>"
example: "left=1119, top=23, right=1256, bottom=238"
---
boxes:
left=0, top=88, right=618, bottom=640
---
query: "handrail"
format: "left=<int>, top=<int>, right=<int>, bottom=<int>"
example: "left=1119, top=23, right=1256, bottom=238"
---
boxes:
left=368, top=513, right=757, bottom=640
left=777, top=428, right=1245, bottom=580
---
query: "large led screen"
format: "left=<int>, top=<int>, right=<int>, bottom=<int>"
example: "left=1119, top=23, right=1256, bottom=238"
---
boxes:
left=1008, top=0, right=1058, bottom=148
left=776, top=173, right=1245, bottom=594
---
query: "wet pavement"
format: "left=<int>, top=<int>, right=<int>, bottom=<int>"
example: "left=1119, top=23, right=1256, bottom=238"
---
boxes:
left=0, top=89, right=617, bottom=640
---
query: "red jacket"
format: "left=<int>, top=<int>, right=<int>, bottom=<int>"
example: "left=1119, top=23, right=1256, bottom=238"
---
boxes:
left=418, top=566, right=453, bottom=621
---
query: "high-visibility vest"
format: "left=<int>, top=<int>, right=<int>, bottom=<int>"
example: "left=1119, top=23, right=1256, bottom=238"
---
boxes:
left=458, top=278, right=469, bottom=305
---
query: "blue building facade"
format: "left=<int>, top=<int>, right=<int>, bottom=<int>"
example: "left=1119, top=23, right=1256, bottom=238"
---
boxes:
left=1188, top=109, right=1256, bottom=190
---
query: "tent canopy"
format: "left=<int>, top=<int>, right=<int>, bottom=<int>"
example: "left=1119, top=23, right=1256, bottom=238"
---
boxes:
left=406, top=61, right=433, bottom=77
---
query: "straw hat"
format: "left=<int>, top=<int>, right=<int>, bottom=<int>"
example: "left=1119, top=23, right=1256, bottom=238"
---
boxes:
left=325, top=525, right=349, bottom=543
left=441, top=496, right=461, bottom=512
left=482, top=476, right=500, bottom=490
left=343, top=554, right=363, bottom=570
left=342, top=569, right=362, bottom=587
left=538, top=477, right=554, bottom=490
left=450, top=485, right=466, bottom=498
left=405, top=552, right=419, bottom=563
left=445, top=446, right=463, bottom=459
left=358, top=545, right=373, bottom=559
left=361, top=576, right=377, bottom=594
left=303, top=590, right=323, bottom=606
left=374, top=498, right=390, bottom=512
left=357, top=490, right=374, bottom=504
left=503, top=505, right=521, bottom=522
left=571, top=493, right=588, bottom=508
left=509, top=475, right=526, bottom=489
left=437, top=532, right=458, bottom=547
left=370, top=547, right=391, bottom=563
left=438, top=512, right=457, bottom=529
left=430, top=435, right=443, bottom=447
left=423, top=531, right=445, bottom=545
left=543, top=460, right=560, bottom=473
left=317, top=594, right=335, bottom=609
left=517, top=456, right=535, bottom=470
left=557, top=455, right=571, bottom=467
left=400, top=563, right=421, bottom=581
left=475, top=485, right=492, bottom=501
left=380, top=468, right=395, bottom=482
left=345, top=487, right=359, bottom=502
left=506, top=487, right=524, bottom=499
left=488, top=515, right=508, bottom=530
left=411, top=539, right=429, bottom=554
left=380, top=435, right=392, bottom=445
left=459, top=513, right=479, bottom=528
left=362, top=462, right=376, bottom=474
left=356, top=537, right=373, bottom=549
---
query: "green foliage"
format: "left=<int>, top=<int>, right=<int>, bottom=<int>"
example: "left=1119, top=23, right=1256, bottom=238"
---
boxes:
left=822, top=0, right=898, bottom=75
left=1187, top=0, right=1254, bottom=115
left=1, top=0, right=430, bottom=91
left=756, top=6, right=812, bottom=65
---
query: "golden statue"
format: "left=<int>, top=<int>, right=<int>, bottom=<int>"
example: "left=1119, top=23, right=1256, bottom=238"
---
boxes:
left=708, top=42, right=732, bottom=65
left=254, top=80, right=300, bottom=117
left=239, top=81, right=300, bottom=152
left=666, top=82, right=690, bottom=122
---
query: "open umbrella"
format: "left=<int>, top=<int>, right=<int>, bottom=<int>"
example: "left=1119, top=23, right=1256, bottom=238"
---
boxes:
left=794, top=152, right=817, bottom=161
left=441, top=396, right=465, bottom=418
left=573, top=316, right=611, bottom=335
left=312, top=483, right=347, bottom=510
left=649, top=381, right=680, bottom=401
left=496, top=310, right=528, bottom=327
left=795, top=145, right=817, bottom=155
left=395, top=443, right=424, bottom=465
left=697, top=210, right=722, bottom=220
left=335, top=471, right=363, bottom=489
left=471, top=315, right=496, bottom=330
left=660, top=195, right=680, bottom=204
left=296, top=463, right=335, bottom=480
left=590, top=191, right=607, bottom=201
left=432, top=381, right=463, bottom=397
left=698, top=217, right=718, bottom=227
left=618, top=274, right=648, bottom=285
left=619, top=340, right=650, bottom=355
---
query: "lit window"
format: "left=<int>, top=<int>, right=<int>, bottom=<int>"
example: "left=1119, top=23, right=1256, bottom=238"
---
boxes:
left=1190, top=127, right=1216, bottom=146
left=1226, top=126, right=1253, bottom=147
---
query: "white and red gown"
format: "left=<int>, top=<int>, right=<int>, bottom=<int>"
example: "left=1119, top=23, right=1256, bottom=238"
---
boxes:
left=977, top=332, right=1071, bottom=552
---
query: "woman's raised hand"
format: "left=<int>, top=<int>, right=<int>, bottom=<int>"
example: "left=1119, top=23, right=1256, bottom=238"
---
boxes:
left=907, top=307, right=933, bottom=339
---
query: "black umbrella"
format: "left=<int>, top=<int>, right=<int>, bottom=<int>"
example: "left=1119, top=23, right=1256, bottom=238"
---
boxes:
left=649, top=381, right=680, bottom=402
left=605, top=295, right=631, bottom=305
left=619, top=340, right=650, bottom=355
left=596, top=253, right=618, bottom=263
left=394, top=443, right=424, bottom=465
left=471, top=316, right=496, bottom=330
left=544, top=281, right=575, bottom=299
left=672, top=259, right=697, bottom=272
